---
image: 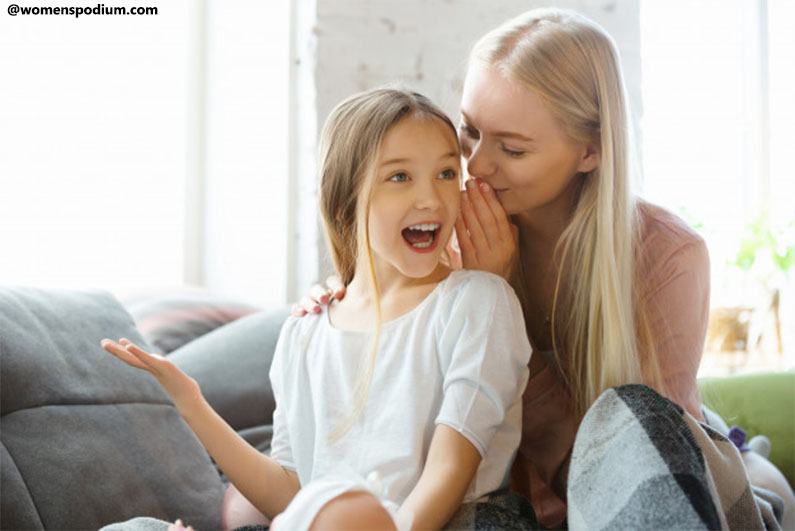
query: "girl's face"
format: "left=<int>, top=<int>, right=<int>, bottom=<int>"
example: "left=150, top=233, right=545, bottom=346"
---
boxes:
left=459, top=63, right=599, bottom=216
left=364, top=115, right=461, bottom=282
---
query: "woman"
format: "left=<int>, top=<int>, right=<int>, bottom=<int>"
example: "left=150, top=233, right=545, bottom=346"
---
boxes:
left=290, top=7, right=792, bottom=529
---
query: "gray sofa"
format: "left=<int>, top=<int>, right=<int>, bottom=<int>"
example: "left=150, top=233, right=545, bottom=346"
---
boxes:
left=0, top=287, right=288, bottom=530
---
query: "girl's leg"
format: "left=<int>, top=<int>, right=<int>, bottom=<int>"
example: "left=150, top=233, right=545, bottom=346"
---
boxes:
left=309, top=490, right=396, bottom=530
left=222, top=483, right=270, bottom=530
left=272, top=473, right=403, bottom=531
left=567, top=384, right=783, bottom=530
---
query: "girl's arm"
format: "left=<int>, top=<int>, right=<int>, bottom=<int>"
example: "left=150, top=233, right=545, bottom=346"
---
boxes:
left=101, top=339, right=300, bottom=518
left=398, top=424, right=482, bottom=530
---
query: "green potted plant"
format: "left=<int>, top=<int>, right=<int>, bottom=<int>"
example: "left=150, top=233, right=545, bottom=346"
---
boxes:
left=728, top=212, right=794, bottom=355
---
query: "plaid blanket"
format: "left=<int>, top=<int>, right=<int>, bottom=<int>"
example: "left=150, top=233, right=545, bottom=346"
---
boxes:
left=445, top=384, right=784, bottom=530
left=567, top=384, right=783, bottom=530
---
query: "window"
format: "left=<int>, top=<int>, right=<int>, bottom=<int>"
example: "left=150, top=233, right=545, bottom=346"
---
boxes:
left=0, top=1, right=290, bottom=307
left=640, top=0, right=794, bottom=374
left=0, top=3, right=189, bottom=293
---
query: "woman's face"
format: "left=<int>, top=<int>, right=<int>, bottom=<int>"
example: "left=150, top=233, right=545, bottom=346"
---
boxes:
left=459, top=63, right=598, bottom=216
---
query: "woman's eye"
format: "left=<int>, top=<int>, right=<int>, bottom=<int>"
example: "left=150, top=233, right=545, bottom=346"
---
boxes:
left=388, top=172, right=409, bottom=182
left=458, top=123, right=479, bottom=139
left=501, top=146, right=525, bottom=158
left=438, top=169, right=457, bottom=180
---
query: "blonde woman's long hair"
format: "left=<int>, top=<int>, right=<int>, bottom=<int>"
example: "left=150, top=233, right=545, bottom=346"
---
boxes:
left=470, top=8, right=663, bottom=417
left=318, top=88, right=458, bottom=441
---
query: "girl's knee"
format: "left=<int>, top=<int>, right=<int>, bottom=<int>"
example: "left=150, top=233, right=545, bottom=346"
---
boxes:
left=310, top=490, right=396, bottom=530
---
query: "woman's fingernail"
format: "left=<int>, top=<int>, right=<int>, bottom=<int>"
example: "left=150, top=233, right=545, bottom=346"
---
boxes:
left=466, top=179, right=475, bottom=189
left=480, top=182, right=490, bottom=192
left=312, top=305, right=321, bottom=314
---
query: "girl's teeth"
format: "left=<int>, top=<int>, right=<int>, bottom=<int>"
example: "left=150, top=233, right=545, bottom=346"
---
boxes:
left=411, top=231, right=435, bottom=248
left=407, top=223, right=440, bottom=231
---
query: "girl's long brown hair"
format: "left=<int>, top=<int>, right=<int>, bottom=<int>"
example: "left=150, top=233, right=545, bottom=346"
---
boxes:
left=318, top=87, right=458, bottom=441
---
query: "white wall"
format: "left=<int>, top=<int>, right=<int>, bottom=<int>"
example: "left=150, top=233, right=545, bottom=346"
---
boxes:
left=291, top=0, right=643, bottom=289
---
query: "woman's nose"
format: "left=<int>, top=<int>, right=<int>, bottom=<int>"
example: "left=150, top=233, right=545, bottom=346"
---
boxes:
left=465, top=141, right=496, bottom=178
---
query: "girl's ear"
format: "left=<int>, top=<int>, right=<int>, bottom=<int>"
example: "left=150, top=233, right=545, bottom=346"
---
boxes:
left=576, top=141, right=601, bottom=174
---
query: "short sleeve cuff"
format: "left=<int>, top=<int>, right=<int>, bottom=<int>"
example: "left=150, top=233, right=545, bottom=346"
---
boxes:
left=270, top=454, right=297, bottom=473
left=435, top=381, right=503, bottom=458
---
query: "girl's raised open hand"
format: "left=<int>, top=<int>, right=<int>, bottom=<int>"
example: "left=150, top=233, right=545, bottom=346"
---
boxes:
left=101, top=338, right=201, bottom=410
left=455, top=178, right=519, bottom=280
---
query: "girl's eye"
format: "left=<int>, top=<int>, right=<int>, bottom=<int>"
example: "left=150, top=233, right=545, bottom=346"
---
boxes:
left=458, top=123, right=479, bottom=139
left=501, top=146, right=525, bottom=158
left=438, top=169, right=457, bottom=180
left=388, top=172, right=409, bottom=182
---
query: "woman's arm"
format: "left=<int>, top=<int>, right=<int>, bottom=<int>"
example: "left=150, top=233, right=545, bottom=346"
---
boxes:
left=398, top=424, right=482, bottom=530
left=641, top=226, right=711, bottom=421
left=101, top=339, right=300, bottom=518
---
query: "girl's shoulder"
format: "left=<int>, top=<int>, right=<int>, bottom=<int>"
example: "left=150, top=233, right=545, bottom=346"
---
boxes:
left=441, top=269, right=515, bottom=296
left=435, top=269, right=522, bottom=318
left=277, top=311, right=327, bottom=347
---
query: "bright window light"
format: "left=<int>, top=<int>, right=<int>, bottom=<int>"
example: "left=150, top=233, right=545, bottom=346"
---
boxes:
left=0, top=2, right=189, bottom=293
left=641, top=1, right=795, bottom=373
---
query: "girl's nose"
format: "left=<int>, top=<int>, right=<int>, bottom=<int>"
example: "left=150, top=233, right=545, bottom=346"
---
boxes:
left=465, top=142, right=496, bottom=178
left=414, top=181, right=444, bottom=211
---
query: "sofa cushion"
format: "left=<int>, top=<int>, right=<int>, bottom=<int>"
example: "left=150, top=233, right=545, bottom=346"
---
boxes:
left=123, top=288, right=261, bottom=354
left=0, top=287, right=225, bottom=530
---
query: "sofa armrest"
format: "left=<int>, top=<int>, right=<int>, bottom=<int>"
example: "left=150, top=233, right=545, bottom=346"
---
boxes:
left=0, top=287, right=226, bottom=530
left=699, top=371, right=795, bottom=488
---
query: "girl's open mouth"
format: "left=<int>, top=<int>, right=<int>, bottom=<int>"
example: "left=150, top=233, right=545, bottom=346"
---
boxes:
left=401, top=223, right=441, bottom=253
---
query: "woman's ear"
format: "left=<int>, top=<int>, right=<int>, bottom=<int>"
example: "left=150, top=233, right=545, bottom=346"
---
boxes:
left=576, top=142, right=601, bottom=174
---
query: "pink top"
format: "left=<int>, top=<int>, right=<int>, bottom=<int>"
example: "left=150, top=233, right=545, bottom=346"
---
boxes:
left=512, top=201, right=711, bottom=527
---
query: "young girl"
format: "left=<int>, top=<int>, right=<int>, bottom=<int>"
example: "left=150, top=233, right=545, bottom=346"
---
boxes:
left=102, top=88, right=532, bottom=530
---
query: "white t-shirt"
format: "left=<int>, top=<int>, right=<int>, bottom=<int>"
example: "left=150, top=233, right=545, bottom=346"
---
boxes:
left=269, top=270, right=532, bottom=505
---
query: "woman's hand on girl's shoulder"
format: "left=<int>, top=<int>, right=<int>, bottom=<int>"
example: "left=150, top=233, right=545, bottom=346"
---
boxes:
left=291, top=275, right=346, bottom=317
left=456, top=178, right=519, bottom=280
